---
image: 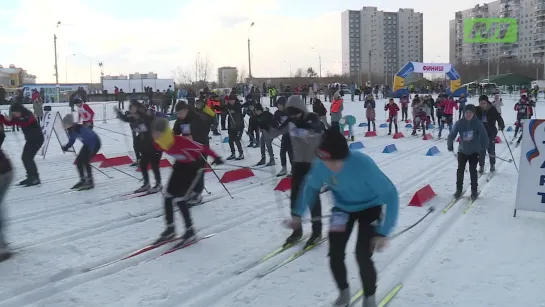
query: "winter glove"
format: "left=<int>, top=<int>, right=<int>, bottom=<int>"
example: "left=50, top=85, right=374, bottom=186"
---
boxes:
left=61, top=145, right=69, bottom=152
left=499, top=125, right=505, bottom=131
left=212, top=157, right=224, bottom=165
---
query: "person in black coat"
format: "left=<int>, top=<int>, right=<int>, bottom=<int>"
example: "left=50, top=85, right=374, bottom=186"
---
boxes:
left=0, top=103, right=43, bottom=186
left=0, top=148, right=13, bottom=261
left=226, top=93, right=245, bottom=160
left=116, top=101, right=162, bottom=193
left=254, top=104, right=275, bottom=166
left=274, top=98, right=292, bottom=176
left=476, top=95, right=505, bottom=174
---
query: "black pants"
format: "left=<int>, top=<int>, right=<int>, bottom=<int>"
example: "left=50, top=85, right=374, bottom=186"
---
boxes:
left=22, top=137, right=44, bottom=179
left=290, top=162, right=321, bottom=234
left=479, top=136, right=496, bottom=167
left=0, top=133, right=4, bottom=148
left=140, top=151, right=162, bottom=185
left=280, top=134, right=293, bottom=167
left=329, top=206, right=381, bottom=297
left=118, top=101, right=125, bottom=110
left=436, top=111, right=442, bottom=127
left=132, top=132, right=141, bottom=161
left=164, top=161, right=200, bottom=229
left=456, top=152, right=479, bottom=192
left=76, top=140, right=101, bottom=180
left=220, top=113, right=227, bottom=129
left=388, top=116, right=398, bottom=134
left=401, top=106, right=408, bottom=121
left=194, top=154, right=207, bottom=194
left=228, top=129, right=243, bottom=155
left=248, top=124, right=260, bottom=144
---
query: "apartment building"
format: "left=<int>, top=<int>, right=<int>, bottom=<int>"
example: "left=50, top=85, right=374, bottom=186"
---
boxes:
left=341, top=7, right=424, bottom=82
left=217, top=67, right=237, bottom=88
left=451, top=0, right=543, bottom=65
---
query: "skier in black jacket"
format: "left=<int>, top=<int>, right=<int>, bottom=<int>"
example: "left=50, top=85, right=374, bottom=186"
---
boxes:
left=0, top=148, right=13, bottom=261
left=173, top=101, right=214, bottom=205
left=226, top=93, right=245, bottom=160
left=476, top=95, right=505, bottom=174
left=243, top=98, right=260, bottom=147
left=254, top=104, right=275, bottom=166
left=116, top=101, right=162, bottom=193
left=0, top=103, right=43, bottom=186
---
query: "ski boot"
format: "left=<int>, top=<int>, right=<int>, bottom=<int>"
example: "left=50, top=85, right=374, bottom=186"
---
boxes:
left=18, top=178, right=30, bottom=186
left=130, top=160, right=140, bottom=167
left=25, top=177, right=40, bottom=187
left=135, top=183, right=151, bottom=193
left=148, top=183, right=162, bottom=193
left=478, top=165, right=484, bottom=175
left=332, top=288, right=350, bottom=307
left=490, top=164, right=496, bottom=173
left=471, top=188, right=479, bottom=201
left=284, top=228, right=302, bottom=247
left=187, top=192, right=203, bottom=206
left=226, top=154, right=236, bottom=160
left=0, top=248, right=12, bottom=262
left=172, top=227, right=197, bottom=248
left=454, top=187, right=463, bottom=199
left=255, top=158, right=266, bottom=166
left=363, top=295, right=377, bottom=307
left=71, top=179, right=86, bottom=189
left=153, top=225, right=176, bottom=245
left=411, top=130, right=417, bottom=136
left=304, top=232, right=322, bottom=249
left=277, top=166, right=288, bottom=177
left=79, top=178, right=94, bottom=190
left=235, top=153, right=244, bottom=160
left=350, top=135, right=354, bottom=141
left=266, top=159, right=275, bottom=166
left=247, top=142, right=254, bottom=148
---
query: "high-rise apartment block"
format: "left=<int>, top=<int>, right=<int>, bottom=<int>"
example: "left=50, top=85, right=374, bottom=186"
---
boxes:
left=341, top=7, right=424, bottom=82
left=450, top=0, right=542, bottom=65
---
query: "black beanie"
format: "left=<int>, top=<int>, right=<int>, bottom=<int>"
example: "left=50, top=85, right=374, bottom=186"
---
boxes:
left=9, top=103, right=24, bottom=113
left=317, top=127, right=349, bottom=160
left=175, top=101, right=189, bottom=112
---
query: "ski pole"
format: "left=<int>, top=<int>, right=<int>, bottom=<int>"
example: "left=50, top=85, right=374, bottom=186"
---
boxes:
left=223, top=162, right=275, bottom=173
left=489, top=154, right=512, bottom=163
left=112, top=166, right=142, bottom=180
left=201, top=154, right=233, bottom=199
left=502, top=130, right=519, bottom=172
left=71, top=147, right=113, bottom=179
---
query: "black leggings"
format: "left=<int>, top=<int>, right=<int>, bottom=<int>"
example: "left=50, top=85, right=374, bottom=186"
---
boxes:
left=164, top=161, right=200, bottom=229
left=76, top=141, right=101, bottom=180
left=280, top=134, right=293, bottom=167
left=291, top=162, right=321, bottom=234
left=140, top=151, right=162, bottom=185
left=22, top=137, right=44, bottom=179
left=132, top=132, right=141, bottom=160
left=329, top=206, right=381, bottom=297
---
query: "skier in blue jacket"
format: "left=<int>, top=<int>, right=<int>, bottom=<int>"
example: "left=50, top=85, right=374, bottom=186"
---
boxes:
left=62, top=114, right=101, bottom=190
left=287, top=127, right=399, bottom=307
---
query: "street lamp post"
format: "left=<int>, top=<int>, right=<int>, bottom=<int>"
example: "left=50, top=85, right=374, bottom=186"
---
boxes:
left=248, top=22, right=255, bottom=79
left=311, top=47, right=322, bottom=78
left=54, top=21, right=61, bottom=103
left=284, top=61, right=292, bottom=77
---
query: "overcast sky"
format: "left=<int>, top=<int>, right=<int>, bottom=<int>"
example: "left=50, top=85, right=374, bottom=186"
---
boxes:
left=1, top=0, right=488, bottom=83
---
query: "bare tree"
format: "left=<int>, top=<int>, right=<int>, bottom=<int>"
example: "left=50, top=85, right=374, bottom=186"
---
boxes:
left=306, top=67, right=318, bottom=78
left=195, top=53, right=213, bottom=81
left=237, top=67, right=248, bottom=83
left=172, top=66, right=193, bottom=86
left=294, top=68, right=305, bottom=78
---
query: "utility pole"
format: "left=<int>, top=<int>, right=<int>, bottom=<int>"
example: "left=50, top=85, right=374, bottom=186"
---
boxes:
left=367, top=50, right=372, bottom=85
left=318, top=53, right=322, bottom=78
left=248, top=22, right=255, bottom=80
left=54, top=33, right=59, bottom=103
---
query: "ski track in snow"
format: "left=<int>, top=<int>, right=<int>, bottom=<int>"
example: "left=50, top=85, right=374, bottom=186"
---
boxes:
left=0, top=94, right=533, bottom=307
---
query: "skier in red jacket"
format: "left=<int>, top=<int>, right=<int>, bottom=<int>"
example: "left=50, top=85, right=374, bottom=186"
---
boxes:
left=384, top=98, right=400, bottom=135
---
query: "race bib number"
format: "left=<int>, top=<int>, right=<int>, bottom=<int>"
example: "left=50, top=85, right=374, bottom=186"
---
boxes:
left=280, top=116, right=288, bottom=124
left=289, top=126, right=309, bottom=137
left=330, top=211, right=349, bottom=233
left=138, top=124, right=148, bottom=132
left=462, top=130, right=474, bottom=141
left=180, top=124, right=191, bottom=135
left=482, top=115, right=487, bottom=123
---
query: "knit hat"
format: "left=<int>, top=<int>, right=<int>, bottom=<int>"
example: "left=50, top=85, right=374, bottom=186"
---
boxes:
left=9, top=103, right=24, bottom=113
left=317, top=127, right=349, bottom=160
left=464, top=104, right=477, bottom=114
left=254, top=103, right=263, bottom=111
left=175, top=101, right=189, bottom=112
left=62, top=114, right=75, bottom=126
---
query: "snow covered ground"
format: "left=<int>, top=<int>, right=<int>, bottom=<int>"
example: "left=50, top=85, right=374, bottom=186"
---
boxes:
left=0, top=94, right=542, bottom=307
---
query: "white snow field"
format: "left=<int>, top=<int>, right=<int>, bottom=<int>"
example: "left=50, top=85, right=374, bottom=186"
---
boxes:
left=0, top=94, right=542, bottom=307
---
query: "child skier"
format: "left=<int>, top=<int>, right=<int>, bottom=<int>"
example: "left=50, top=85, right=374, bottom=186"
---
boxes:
left=254, top=104, right=275, bottom=166
left=364, top=95, right=376, bottom=132
left=438, top=95, right=458, bottom=138
left=312, top=98, right=329, bottom=129
left=286, top=127, right=399, bottom=307
left=476, top=95, right=505, bottom=174
left=384, top=98, right=400, bottom=135
left=245, top=102, right=260, bottom=148
left=61, top=114, right=102, bottom=190
left=0, top=149, right=13, bottom=261
left=74, top=95, right=95, bottom=129
left=275, top=98, right=292, bottom=176
left=513, top=95, right=533, bottom=146
left=400, top=94, right=410, bottom=121
left=116, top=102, right=162, bottom=193
left=150, top=117, right=223, bottom=245
left=447, top=104, right=489, bottom=201
left=268, top=95, right=324, bottom=248
left=0, top=103, right=44, bottom=186
left=330, top=92, right=344, bottom=127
